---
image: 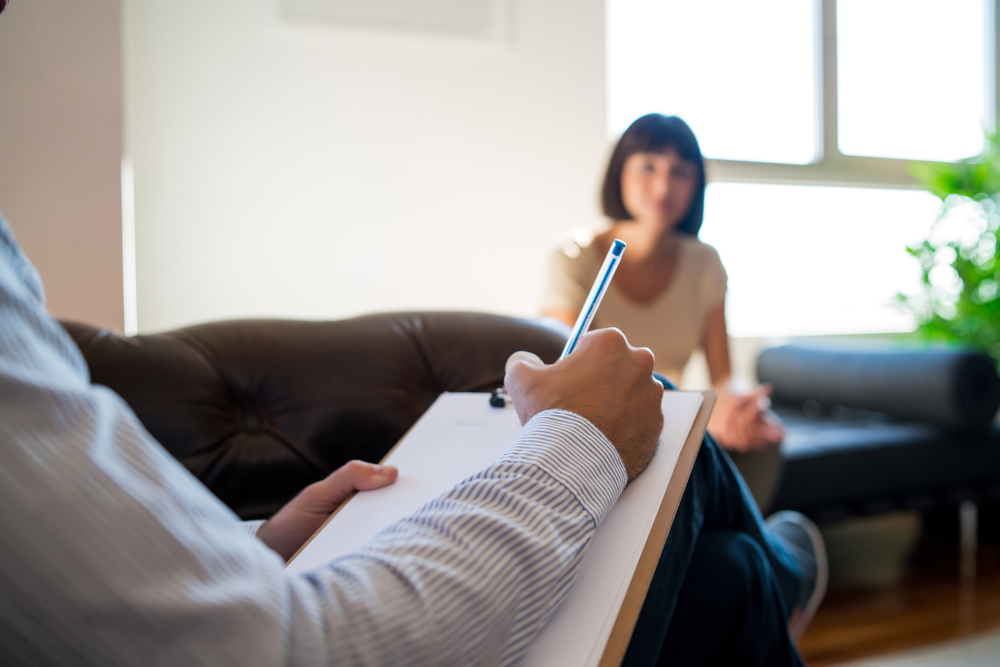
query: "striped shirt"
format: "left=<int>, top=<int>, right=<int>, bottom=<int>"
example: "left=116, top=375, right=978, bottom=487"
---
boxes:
left=0, top=214, right=628, bottom=666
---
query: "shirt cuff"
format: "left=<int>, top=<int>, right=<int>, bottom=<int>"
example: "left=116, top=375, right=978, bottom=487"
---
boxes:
left=240, top=519, right=266, bottom=539
left=496, top=409, right=628, bottom=524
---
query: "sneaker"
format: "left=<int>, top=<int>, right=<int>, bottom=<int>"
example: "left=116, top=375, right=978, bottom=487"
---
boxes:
left=766, top=510, right=828, bottom=639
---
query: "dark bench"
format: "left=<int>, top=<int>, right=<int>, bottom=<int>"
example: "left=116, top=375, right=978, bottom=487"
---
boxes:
left=771, top=407, right=1000, bottom=524
left=760, top=342, right=1000, bottom=561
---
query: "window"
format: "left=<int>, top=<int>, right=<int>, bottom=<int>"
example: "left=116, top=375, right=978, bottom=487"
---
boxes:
left=607, top=0, right=816, bottom=164
left=607, top=0, right=998, bottom=335
left=838, top=0, right=986, bottom=162
left=701, top=183, right=941, bottom=337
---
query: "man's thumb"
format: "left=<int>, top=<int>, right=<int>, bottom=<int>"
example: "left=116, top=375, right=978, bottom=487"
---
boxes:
left=505, top=350, right=545, bottom=377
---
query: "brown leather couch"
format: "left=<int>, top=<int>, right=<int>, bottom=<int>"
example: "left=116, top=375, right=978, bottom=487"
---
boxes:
left=61, top=313, right=566, bottom=520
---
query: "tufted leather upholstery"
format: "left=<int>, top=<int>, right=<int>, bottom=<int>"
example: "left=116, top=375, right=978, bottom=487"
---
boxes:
left=60, top=312, right=567, bottom=520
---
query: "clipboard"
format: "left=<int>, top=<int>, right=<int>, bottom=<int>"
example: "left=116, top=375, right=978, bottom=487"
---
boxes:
left=286, top=390, right=715, bottom=667
left=598, top=389, right=714, bottom=666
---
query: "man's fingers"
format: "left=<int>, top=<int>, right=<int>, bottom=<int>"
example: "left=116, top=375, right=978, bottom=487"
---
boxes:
left=331, top=460, right=397, bottom=491
left=303, top=460, right=398, bottom=513
left=574, top=327, right=629, bottom=358
left=504, top=351, right=548, bottom=426
left=349, top=462, right=399, bottom=491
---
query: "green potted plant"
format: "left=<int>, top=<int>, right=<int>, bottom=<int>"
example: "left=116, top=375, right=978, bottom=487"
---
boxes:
left=899, top=129, right=1000, bottom=363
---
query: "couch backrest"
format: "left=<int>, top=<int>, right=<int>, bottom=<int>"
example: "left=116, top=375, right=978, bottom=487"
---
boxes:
left=61, top=312, right=567, bottom=519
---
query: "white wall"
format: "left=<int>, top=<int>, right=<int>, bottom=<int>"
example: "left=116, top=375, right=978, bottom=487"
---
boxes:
left=0, top=0, right=124, bottom=330
left=126, top=0, right=609, bottom=332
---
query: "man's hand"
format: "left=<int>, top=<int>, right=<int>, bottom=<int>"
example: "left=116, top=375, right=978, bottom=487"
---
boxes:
left=504, top=328, right=663, bottom=480
left=256, top=460, right=398, bottom=561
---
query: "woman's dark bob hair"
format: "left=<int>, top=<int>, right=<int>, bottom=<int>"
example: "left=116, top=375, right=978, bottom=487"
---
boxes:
left=601, top=114, right=706, bottom=237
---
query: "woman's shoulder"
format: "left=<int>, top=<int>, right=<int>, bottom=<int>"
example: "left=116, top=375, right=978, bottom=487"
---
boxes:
left=678, top=236, right=725, bottom=269
left=677, top=236, right=727, bottom=303
left=543, top=227, right=606, bottom=308
left=678, top=235, right=720, bottom=257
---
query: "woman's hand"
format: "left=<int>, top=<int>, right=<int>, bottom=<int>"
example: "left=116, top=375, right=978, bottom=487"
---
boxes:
left=708, top=384, right=785, bottom=453
left=256, top=460, right=399, bottom=561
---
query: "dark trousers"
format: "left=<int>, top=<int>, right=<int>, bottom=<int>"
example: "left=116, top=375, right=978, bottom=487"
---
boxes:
left=623, top=381, right=805, bottom=666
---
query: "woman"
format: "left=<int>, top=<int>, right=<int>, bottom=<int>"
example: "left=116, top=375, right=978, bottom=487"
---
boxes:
left=542, top=113, right=785, bottom=509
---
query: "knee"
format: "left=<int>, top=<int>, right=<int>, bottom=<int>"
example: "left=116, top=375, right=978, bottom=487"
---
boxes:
left=691, top=530, right=770, bottom=600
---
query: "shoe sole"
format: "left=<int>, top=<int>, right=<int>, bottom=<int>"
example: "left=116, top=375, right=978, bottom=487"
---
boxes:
left=767, top=510, right=829, bottom=640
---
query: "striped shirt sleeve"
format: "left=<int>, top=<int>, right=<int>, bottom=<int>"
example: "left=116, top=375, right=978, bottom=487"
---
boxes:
left=288, top=410, right=627, bottom=666
left=0, top=213, right=628, bottom=666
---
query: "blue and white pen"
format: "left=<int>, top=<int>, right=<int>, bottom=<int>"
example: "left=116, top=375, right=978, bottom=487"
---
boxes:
left=559, top=239, right=626, bottom=359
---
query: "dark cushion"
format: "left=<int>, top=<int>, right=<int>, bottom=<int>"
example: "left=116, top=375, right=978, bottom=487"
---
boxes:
left=758, top=344, right=1000, bottom=431
left=60, top=312, right=567, bottom=520
left=771, top=407, right=1000, bottom=522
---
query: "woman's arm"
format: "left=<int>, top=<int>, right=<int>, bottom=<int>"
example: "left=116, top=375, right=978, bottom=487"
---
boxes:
left=702, top=300, right=784, bottom=452
left=702, top=302, right=733, bottom=387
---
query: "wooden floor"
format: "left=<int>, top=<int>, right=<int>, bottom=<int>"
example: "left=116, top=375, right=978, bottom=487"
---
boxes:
left=799, top=542, right=1000, bottom=666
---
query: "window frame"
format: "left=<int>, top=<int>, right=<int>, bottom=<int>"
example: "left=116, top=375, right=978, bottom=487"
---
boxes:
left=704, top=0, right=1000, bottom=190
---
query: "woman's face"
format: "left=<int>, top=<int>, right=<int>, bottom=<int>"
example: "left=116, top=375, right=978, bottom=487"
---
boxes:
left=620, top=148, right=698, bottom=230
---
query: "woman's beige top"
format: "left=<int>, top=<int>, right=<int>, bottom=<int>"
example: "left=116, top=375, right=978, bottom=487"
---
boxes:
left=542, top=228, right=728, bottom=384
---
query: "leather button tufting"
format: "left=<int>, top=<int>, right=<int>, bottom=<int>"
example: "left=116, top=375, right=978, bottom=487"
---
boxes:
left=58, top=312, right=570, bottom=519
left=242, top=412, right=262, bottom=432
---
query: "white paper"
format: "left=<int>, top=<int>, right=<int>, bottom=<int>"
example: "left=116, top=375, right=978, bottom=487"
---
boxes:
left=286, top=391, right=704, bottom=667
left=522, top=391, right=702, bottom=667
